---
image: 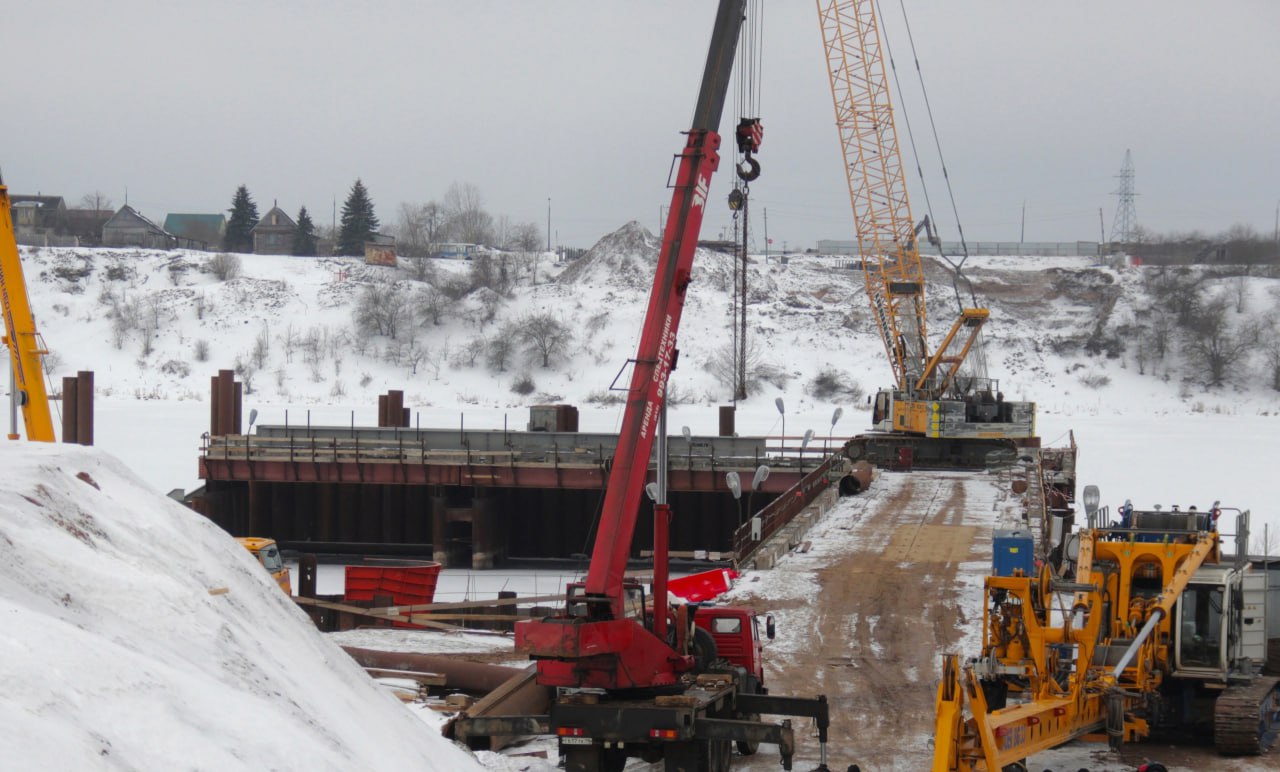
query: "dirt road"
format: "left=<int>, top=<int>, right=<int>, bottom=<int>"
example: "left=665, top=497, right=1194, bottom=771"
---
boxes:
left=725, top=470, right=1016, bottom=771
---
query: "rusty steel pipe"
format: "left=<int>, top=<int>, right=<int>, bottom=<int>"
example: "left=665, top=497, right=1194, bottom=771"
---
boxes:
left=75, top=370, right=94, bottom=445
left=62, top=376, right=78, bottom=444
left=341, top=646, right=522, bottom=693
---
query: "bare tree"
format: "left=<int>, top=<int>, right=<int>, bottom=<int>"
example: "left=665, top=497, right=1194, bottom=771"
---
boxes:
left=1149, top=313, right=1174, bottom=361
left=416, top=284, right=451, bottom=326
left=443, top=182, right=493, bottom=245
left=1230, top=271, right=1250, bottom=313
left=276, top=324, right=300, bottom=364
left=252, top=325, right=271, bottom=369
left=519, top=312, right=572, bottom=368
left=486, top=325, right=518, bottom=372
left=492, top=215, right=511, bottom=251
left=708, top=338, right=774, bottom=397
left=405, top=256, right=436, bottom=282
left=510, top=222, right=542, bottom=253
left=1264, top=335, right=1280, bottom=391
left=396, top=201, right=446, bottom=257
left=1145, top=267, right=1202, bottom=327
left=1181, top=297, right=1253, bottom=387
left=453, top=335, right=486, bottom=368
left=354, top=282, right=412, bottom=339
left=208, top=253, right=242, bottom=281
left=396, top=202, right=429, bottom=256
left=78, top=191, right=114, bottom=211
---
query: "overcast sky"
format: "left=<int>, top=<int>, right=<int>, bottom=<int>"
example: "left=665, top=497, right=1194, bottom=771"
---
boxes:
left=4, top=1, right=1278, bottom=251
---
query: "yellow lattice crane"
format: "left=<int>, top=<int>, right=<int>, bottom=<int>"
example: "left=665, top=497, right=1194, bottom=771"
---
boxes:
left=0, top=174, right=56, bottom=441
left=816, top=0, right=1035, bottom=466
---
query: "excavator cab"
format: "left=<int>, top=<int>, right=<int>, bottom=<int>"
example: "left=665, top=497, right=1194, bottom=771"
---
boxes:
left=236, top=537, right=291, bottom=595
left=1176, top=580, right=1225, bottom=672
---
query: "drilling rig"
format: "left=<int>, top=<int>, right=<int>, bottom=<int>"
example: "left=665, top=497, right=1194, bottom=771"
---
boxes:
left=934, top=503, right=1279, bottom=770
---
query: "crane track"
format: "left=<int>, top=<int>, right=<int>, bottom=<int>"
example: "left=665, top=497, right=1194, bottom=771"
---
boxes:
left=1214, top=676, right=1280, bottom=755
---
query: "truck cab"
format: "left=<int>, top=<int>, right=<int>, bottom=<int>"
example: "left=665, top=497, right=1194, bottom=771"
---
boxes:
left=693, top=605, right=771, bottom=688
left=236, top=537, right=291, bottom=595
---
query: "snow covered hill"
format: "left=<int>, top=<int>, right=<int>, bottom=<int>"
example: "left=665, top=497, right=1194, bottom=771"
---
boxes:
left=20, top=229, right=1279, bottom=418
left=0, top=442, right=481, bottom=770
left=14, top=227, right=1280, bottom=539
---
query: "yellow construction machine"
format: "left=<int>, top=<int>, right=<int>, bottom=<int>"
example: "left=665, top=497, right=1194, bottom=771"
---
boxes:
left=816, top=1, right=1035, bottom=467
left=934, top=503, right=1279, bottom=770
left=0, top=173, right=56, bottom=441
left=236, top=537, right=292, bottom=595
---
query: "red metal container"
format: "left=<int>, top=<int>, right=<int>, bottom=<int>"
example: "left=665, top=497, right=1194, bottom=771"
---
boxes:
left=344, top=562, right=441, bottom=627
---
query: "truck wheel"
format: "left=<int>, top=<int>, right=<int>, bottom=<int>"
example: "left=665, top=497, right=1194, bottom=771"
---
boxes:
left=699, top=738, right=731, bottom=772
left=563, top=745, right=623, bottom=772
left=735, top=713, right=761, bottom=755
left=601, top=747, right=627, bottom=772
left=692, top=627, right=719, bottom=672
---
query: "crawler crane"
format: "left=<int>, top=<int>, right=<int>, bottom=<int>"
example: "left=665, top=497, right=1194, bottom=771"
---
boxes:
left=0, top=173, right=55, bottom=441
left=816, top=0, right=1035, bottom=467
left=934, top=505, right=1279, bottom=770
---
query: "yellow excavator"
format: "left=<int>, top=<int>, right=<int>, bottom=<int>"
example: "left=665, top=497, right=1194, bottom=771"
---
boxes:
left=0, top=173, right=56, bottom=441
left=934, top=503, right=1279, bottom=770
left=816, top=0, right=1036, bottom=467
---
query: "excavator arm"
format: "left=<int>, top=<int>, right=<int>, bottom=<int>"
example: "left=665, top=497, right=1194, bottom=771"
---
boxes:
left=0, top=177, right=55, bottom=441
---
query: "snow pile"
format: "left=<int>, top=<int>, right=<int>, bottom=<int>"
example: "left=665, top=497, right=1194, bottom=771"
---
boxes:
left=0, top=442, right=481, bottom=771
left=556, top=220, right=661, bottom=288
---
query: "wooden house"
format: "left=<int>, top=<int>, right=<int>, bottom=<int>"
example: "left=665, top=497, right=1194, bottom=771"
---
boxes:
left=102, top=205, right=178, bottom=250
left=251, top=205, right=296, bottom=255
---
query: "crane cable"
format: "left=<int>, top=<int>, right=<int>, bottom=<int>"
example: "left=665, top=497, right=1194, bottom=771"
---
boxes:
left=877, top=0, right=979, bottom=312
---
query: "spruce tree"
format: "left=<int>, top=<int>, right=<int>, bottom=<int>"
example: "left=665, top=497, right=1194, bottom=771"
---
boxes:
left=223, top=184, right=259, bottom=253
left=337, top=178, right=379, bottom=256
left=293, top=205, right=318, bottom=256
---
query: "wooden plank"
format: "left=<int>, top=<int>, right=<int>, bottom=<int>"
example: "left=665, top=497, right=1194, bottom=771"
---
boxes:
left=363, top=667, right=447, bottom=686
left=390, top=593, right=566, bottom=614
left=294, top=596, right=466, bottom=632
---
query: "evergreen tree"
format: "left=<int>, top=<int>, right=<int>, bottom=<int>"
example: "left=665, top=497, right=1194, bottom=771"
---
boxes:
left=337, top=178, right=379, bottom=256
left=223, top=184, right=259, bottom=253
left=293, top=205, right=318, bottom=256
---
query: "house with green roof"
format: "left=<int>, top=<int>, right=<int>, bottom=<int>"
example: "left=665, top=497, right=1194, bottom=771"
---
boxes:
left=163, top=213, right=226, bottom=251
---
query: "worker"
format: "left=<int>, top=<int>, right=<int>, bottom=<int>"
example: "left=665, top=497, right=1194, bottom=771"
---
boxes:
left=1118, top=499, right=1134, bottom=529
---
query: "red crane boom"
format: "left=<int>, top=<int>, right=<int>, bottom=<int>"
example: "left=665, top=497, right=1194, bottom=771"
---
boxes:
left=516, top=0, right=760, bottom=692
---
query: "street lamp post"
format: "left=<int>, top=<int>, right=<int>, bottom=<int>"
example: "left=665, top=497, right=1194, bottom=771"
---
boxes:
left=546, top=197, right=551, bottom=253
left=774, top=397, right=785, bottom=455
left=827, top=407, right=843, bottom=452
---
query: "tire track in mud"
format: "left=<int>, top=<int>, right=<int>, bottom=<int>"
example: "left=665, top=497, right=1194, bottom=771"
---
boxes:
left=731, top=472, right=983, bottom=771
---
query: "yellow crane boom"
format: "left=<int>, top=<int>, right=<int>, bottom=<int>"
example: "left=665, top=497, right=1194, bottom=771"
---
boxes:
left=816, top=0, right=1036, bottom=453
left=0, top=177, right=56, bottom=441
left=817, top=0, right=931, bottom=393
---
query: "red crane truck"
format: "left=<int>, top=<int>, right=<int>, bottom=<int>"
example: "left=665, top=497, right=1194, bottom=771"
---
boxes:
left=456, top=3, right=832, bottom=771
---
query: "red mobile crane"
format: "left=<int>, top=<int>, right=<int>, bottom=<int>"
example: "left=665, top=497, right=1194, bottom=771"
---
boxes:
left=480, top=2, right=831, bottom=770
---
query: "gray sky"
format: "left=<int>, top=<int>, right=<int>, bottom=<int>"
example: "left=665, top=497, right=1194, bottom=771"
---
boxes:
left=5, top=1, right=1278, bottom=250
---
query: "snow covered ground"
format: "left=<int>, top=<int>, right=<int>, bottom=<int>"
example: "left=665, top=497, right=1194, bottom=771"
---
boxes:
left=4, top=239, right=1279, bottom=768
left=0, top=442, right=482, bottom=771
